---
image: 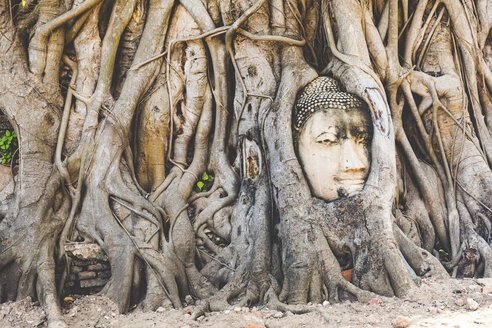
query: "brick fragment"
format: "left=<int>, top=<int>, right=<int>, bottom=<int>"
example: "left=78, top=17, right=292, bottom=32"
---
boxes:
left=80, top=278, right=109, bottom=288
left=71, top=259, right=90, bottom=267
left=78, top=271, right=96, bottom=280
left=87, top=263, right=104, bottom=271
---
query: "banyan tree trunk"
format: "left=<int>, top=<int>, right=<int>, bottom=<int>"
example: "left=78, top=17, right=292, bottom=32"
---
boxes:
left=0, top=0, right=491, bottom=327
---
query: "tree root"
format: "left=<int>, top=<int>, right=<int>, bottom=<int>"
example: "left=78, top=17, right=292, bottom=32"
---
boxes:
left=394, top=224, right=449, bottom=278
left=2, top=1, right=492, bottom=325
left=266, top=288, right=331, bottom=323
left=457, top=194, right=492, bottom=277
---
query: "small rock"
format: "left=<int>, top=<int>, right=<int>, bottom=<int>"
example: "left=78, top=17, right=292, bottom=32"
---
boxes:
left=181, top=325, right=191, bottom=328
left=156, top=307, right=165, bottom=313
left=184, top=295, right=194, bottom=305
left=234, top=307, right=242, bottom=312
left=224, top=310, right=230, bottom=314
left=184, top=314, right=191, bottom=318
left=468, top=285, right=482, bottom=292
left=427, top=307, right=439, bottom=314
left=69, top=306, right=79, bottom=317
left=285, top=311, right=293, bottom=316
left=242, top=307, right=250, bottom=312
left=393, top=316, right=411, bottom=328
left=455, top=299, right=464, bottom=307
left=478, top=278, right=492, bottom=294
left=368, top=298, right=382, bottom=305
left=466, top=298, right=479, bottom=311
left=322, top=300, right=330, bottom=307
left=273, top=311, right=283, bottom=318
left=197, top=315, right=204, bottom=321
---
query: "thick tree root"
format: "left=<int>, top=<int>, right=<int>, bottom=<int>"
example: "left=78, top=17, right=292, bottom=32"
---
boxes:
left=2, top=1, right=492, bottom=325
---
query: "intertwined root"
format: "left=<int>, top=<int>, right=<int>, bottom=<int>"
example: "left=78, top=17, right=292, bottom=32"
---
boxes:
left=1, top=1, right=492, bottom=326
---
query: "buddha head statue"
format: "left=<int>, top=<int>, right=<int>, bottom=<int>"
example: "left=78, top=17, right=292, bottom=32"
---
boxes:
left=294, top=76, right=373, bottom=201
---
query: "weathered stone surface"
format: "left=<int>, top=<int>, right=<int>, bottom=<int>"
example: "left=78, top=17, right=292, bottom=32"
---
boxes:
left=64, top=243, right=108, bottom=261
left=63, top=243, right=111, bottom=295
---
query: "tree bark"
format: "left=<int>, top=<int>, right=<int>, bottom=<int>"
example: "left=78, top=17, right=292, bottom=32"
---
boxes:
left=0, top=1, right=491, bottom=326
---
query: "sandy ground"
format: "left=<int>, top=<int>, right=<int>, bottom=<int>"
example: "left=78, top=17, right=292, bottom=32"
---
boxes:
left=1, top=278, right=491, bottom=328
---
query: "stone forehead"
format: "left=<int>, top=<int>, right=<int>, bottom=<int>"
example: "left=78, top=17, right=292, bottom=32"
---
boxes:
left=294, top=77, right=366, bottom=129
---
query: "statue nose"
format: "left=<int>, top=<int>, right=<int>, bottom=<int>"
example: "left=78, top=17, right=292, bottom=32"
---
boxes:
left=340, top=140, right=366, bottom=172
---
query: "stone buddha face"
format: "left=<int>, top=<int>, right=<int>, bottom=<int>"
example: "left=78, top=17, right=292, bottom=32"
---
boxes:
left=294, top=77, right=372, bottom=201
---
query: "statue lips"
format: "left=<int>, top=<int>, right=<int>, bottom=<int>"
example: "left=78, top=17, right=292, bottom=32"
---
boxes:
left=335, top=177, right=366, bottom=194
left=335, top=177, right=366, bottom=184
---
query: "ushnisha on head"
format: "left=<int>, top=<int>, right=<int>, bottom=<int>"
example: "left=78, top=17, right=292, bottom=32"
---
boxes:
left=294, top=76, right=373, bottom=201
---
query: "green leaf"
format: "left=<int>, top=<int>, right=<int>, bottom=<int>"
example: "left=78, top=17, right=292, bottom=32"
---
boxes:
left=202, top=172, right=209, bottom=181
left=12, top=131, right=16, bottom=137
left=1, top=158, right=5, bottom=164
left=1, top=145, right=5, bottom=150
left=5, top=130, right=10, bottom=137
left=196, top=181, right=204, bottom=191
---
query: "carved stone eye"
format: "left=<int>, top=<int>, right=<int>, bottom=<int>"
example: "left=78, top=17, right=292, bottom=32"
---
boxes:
left=316, top=133, right=337, bottom=145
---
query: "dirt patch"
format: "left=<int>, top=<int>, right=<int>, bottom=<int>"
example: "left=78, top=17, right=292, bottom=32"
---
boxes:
left=1, top=278, right=491, bottom=327
left=0, top=297, right=46, bottom=327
